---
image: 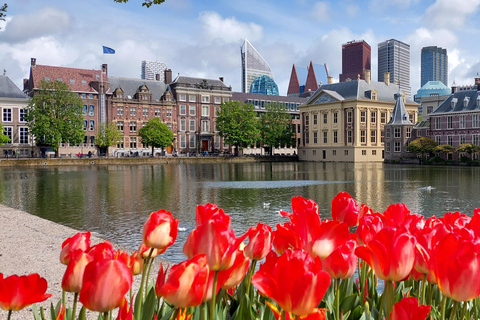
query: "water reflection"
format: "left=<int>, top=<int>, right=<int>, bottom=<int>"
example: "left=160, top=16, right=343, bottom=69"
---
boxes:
left=1, top=162, right=479, bottom=263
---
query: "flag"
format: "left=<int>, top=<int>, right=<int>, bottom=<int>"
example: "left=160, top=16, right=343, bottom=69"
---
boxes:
left=102, top=46, right=115, bottom=54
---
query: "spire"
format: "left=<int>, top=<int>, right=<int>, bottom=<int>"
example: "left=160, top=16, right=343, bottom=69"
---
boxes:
left=304, top=61, right=319, bottom=92
left=388, top=89, right=412, bottom=125
left=287, top=64, right=300, bottom=96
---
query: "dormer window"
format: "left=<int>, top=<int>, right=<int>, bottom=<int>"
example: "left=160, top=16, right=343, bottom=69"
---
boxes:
left=476, top=95, right=480, bottom=108
left=371, top=91, right=377, bottom=100
left=451, top=98, right=457, bottom=110
left=464, top=96, right=470, bottom=109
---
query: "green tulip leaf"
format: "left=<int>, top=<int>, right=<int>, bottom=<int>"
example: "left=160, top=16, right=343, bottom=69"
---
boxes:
left=142, top=288, right=157, bottom=320
left=32, top=304, right=42, bottom=320
left=160, top=308, right=174, bottom=320
left=339, top=294, right=360, bottom=319
left=78, top=307, right=86, bottom=320
left=340, top=276, right=355, bottom=298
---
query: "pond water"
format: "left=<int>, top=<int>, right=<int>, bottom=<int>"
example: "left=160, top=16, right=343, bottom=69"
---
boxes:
left=1, top=162, right=479, bottom=263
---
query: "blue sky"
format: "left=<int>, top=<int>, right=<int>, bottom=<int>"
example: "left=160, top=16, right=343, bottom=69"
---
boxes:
left=1, top=0, right=479, bottom=96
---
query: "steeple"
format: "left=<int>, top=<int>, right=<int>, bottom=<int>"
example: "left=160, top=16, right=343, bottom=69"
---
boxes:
left=388, top=89, right=412, bottom=124
left=304, top=61, right=319, bottom=92
left=287, top=64, right=300, bottom=96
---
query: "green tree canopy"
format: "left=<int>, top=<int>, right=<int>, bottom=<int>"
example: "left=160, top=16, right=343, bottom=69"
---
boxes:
left=138, top=117, right=174, bottom=155
left=435, top=144, right=454, bottom=154
left=455, top=143, right=480, bottom=156
left=0, top=123, right=10, bottom=145
left=258, top=102, right=294, bottom=151
left=407, top=137, right=438, bottom=157
left=216, top=101, right=259, bottom=152
left=114, top=0, right=164, bottom=7
left=26, top=80, right=84, bottom=155
left=95, top=122, right=122, bottom=148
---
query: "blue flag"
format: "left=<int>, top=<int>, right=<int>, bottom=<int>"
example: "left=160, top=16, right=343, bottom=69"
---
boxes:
left=102, top=46, right=115, bottom=54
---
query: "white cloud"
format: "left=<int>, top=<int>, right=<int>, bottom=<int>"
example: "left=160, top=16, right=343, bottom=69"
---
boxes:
left=199, top=11, right=263, bottom=43
left=312, top=2, right=331, bottom=22
left=424, top=0, right=480, bottom=29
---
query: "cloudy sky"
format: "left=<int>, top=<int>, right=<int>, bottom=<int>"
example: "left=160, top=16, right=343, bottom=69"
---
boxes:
left=1, top=0, right=479, bottom=96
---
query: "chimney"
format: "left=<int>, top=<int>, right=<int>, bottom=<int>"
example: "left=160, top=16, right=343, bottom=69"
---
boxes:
left=219, top=77, right=224, bottom=83
left=31, top=58, right=36, bottom=67
left=384, top=72, right=390, bottom=85
left=475, top=75, right=480, bottom=90
left=23, top=79, right=28, bottom=91
left=364, top=69, right=371, bottom=83
left=164, top=69, right=172, bottom=84
left=155, top=73, right=160, bottom=81
left=102, top=64, right=108, bottom=75
left=327, top=76, right=333, bottom=84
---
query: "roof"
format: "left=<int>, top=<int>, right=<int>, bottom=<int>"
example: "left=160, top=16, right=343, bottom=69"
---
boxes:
left=171, top=76, right=230, bottom=90
left=387, top=91, right=413, bottom=125
left=108, top=76, right=168, bottom=101
left=30, top=64, right=105, bottom=93
left=415, top=81, right=451, bottom=100
left=232, top=92, right=309, bottom=104
left=0, top=75, right=28, bottom=99
left=304, top=79, right=415, bottom=105
left=432, top=90, right=480, bottom=114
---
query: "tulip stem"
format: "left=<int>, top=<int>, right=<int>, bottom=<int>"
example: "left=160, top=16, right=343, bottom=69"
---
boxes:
left=7, top=310, right=12, bottom=320
left=334, top=278, right=341, bottom=320
left=245, top=259, right=257, bottom=298
left=145, top=257, right=155, bottom=292
left=449, top=300, right=458, bottom=320
left=209, top=271, right=219, bottom=320
left=72, top=292, right=78, bottom=320
left=440, top=295, right=447, bottom=320
left=460, top=301, right=466, bottom=320
left=135, top=249, right=154, bottom=320
left=102, top=311, right=109, bottom=320
left=383, top=280, right=394, bottom=320
left=420, top=274, right=427, bottom=306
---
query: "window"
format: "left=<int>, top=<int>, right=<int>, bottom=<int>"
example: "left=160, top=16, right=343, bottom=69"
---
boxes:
left=305, top=132, right=309, bottom=144
left=130, top=122, right=137, bottom=132
left=333, top=131, right=338, bottom=143
left=360, top=130, right=366, bottom=143
left=460, top=115, right=465, bottom=129
left=386, top=143, right=390, bottom=152
left=372, top=150, right=377, bottom=156
left=117, top=121, right=124, bottom=132
left=344, top=150, right=348, bottom=156
left=189, top=95, right=196, bottom=102
left=386, top=129, right=390, bottom=138
left=117, top=107, right=123, bottom=116
left=202, top=96, right=210, bottom=103
left=347, top=130, right=352, bottom=143
left=394, top=127, right=401, bottom=138
left=88, top=94, right=93, bottom=99
left=201, top=120, right=210, bottom=132
left=189, top=106, right=196, bottom=116
left=117, top=138, right=124, bottom=149
left=460, top=135, right=466, bottom=144
left=143, top=108, right=149, bottom=117
left=394, top=141, right=401, bottom=152
left=179, top=94, right=186, bottom=101
left=167, top=108, right=172, bottom=117
left=130, top=137, right=137, bottom=149
left=323, top=113, right=327, bottom=124
left=189, top=119, right=196, bottom=131
left=323, top=131, right=327, bottom=143
left=83, top=120, right=88, bottom=131
left=313, top=114, right=317, bottom=125
left=89, top=120, right=95, bottom=131
left=473, top=115, right=479, bottom=128
left=347, top=111, right=352, bottom=123
left=305, top=115, right=309, bottom=126
left=180, top=119, right=186, bottom=131
left=448, top=136, right=453, bottom=146
left=81, top=93, right=86, bottom=99
left=155, top=108, right=161, bottom=117
left=215, top=136, right=220, bottom=149
left=19, top=109, right=26, bottom=122
left=381, top=130, right=385, bottom=143
left=435, top=136, right=441, bottom=145
left=409, top=114, right=414, bottom=122
left=297, top=124, right=300, bottom=133
left=3, top=108, right=11, bottom=122
left=189, top=135, right=196, bottom=148
left=474, top=135, right=479, bottom=146
left=362, top=150, right=366, bottom=156
left=202, top=106, right=209, bottom=116
left=214, top=97, right=221, bottom=104
left=371, top=112, right=376, bottom=123
left=361, top=111, right=366, bottom=123
left=447, top=116, right=453, bottom=129
left=90, top=136, right=95, bottom=147
left=82, top=105, right=87, bottom=116
left=435, top=117, right=441, bottom=129
left=180, top=105, right=186, bottom=115
left=180, top=135, right=186, bottom=148
left=130, top=108, right=136, bottom=117
left=19, top=128, right=28, bottom=144
left=406, top=127, right=411, bottom=138
left=313, top=132, right=318, bottom=143
left=88, top=105, right=94, bottom=116
left=333, top=112, right=338, bottom=124
left=381, top=112, right=386, bottom=123
left=371, top=130, right=376, bottom=143
left=224, top=98, right=230, bottom=103
left=333, top=150, right=336, bottom=156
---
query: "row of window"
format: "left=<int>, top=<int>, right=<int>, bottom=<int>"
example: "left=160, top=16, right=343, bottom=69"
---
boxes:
left=2, top=108, right=26, bottom=122
left=178, top=94, right=227, bottom=104
left=3, top=127, right=29, bottom=144
left=307, top=130, right=391, bottom=144
left=179, top=105, right=217, bottom=117
left=246, top=99, right=300, bottom=111
left=302, top=149, right=379, bottom=157
left=434, top=114, right=480, bottom=130
left=82, top=105, right=95, bottom=116
left=385, top=127, right=412, bottom=139
left=385, top=142, right=402, bottom=153
left=434, top=134, right=480, bottom=146
left=179, top=119, right=211, bottom=132
left=178, top=135, right=225, bottom=149
left=116, top=107, right=172, bottom=117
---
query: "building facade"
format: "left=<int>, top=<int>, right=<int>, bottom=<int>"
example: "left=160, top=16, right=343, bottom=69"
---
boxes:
left=384, top=91, right=414, bottom=161
left=141, top=60, right=168, bottom=82
left=298, top=73, right=418, bottom=162
left=378, top=39, right=411, bottom=99
left=421, top=46, right=448, bottom=87
left=0, top=73, right=33, bottom=157
left=339, top=40, right=371, bottom=83
left=241, top=38, right=275, bottom=94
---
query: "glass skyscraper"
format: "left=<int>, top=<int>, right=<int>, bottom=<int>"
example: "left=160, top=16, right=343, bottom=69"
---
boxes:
left=141, top=60, right=168, bottom=81
left=378, top=39, right=411, bottom=98
left=241, top=39, right=275, bottom=93
left=421, top=46, right=448, bottom=87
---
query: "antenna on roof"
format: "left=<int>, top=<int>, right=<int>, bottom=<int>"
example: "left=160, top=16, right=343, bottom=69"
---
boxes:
left=3, top=69, right=5, bottom=76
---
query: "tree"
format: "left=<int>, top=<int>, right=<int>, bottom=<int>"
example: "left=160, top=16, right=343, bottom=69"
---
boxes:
left=435, top=144, right=454, bottom=154
left=114, top=0, right=164, bottom=7
left=216, top=101, right=259, bottom=154
left=0, top=3, right=7, bottom=26
left=258, top=102, right=294, bottom=154
left=95, top=122, right=122, bottom=155
left=26, top=80, right=84, bottom=156
left=407, top=137, right=438, bottom=158
left=138, top=117, right=173, bottom=156
left=0, top=123, right=10, bottom=144
left=455, top=143, right=480, bottom=158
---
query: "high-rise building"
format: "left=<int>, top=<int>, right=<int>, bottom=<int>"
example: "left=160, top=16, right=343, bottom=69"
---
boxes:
left=421, top=46, right=448, bottom=87
left=339, top=40, right=371, bottom=82
left=287, top=61, right=329, bottom=96
left=378, top=39, right=411, bottom=98
left=141, top=60, right=168, bottom=82
left=241, top=38, right=275, bottom=93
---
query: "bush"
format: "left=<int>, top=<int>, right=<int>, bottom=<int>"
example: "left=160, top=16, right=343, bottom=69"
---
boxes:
left=460, top=156, right=472, bottom=163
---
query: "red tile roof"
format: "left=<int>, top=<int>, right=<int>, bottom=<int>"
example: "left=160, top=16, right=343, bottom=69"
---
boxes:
left=304, top=61, right=319, bottom=93
left=30, top=65, right=108, bottom=93
left=287, top=64, right=300, bottom=96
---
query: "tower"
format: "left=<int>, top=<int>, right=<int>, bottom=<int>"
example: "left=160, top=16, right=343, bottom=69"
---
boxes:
left=141, top=60, right=168, bottom=82
left=378, top=39, right=411, bottom=98
left=340, top=40, right=371, bottom=82
left=241, top=39, right=275, bottom=93
left=421, top=46, right=448, bottom=87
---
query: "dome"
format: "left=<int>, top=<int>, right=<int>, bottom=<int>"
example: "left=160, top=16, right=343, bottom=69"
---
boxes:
left=249, top=75, right=279, bottom=96
left=414, top=81, right=451, bottom=102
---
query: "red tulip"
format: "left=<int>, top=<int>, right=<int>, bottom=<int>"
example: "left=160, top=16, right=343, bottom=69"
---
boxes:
left=356, top=213, right=384, bottom=245
left=266, top=301, right=326, bottom=320
left=244, top=223, right=272, bottom=260
left=310, top=220, right=351, bottom=260
left=61, top=250, right=94, bottom=293
left=390, top=297, right=431, bottom=320
left=381, top=203, right=411, bottom=228
left=195, top=203, right=228, bottom=226
left=155, top=263, right=169, bottom=298
left=158, top=254, right=209, bottom=308
left=183, top=204, right=247, bottom=271
left=331, top=192, right=359, bottom=227
left=272, top=224, right=302, bottom=254
left=143, top=209, right=178, bottom=251
left=217, top=248, right=250, bottom=290
left=431, top=232, right=480, bottom=301
left=87, top=241, right=115, bottom=261
left=56, top=304, right=65, bottom=320
left=355, top=227, right=416, bottom=281
left=322, top=239, right=357, bottom=279
left=79, top=259, right=133, bottom=312
left=252, top=249, right=331, bottom=317
left=127, top=251, right=144, bottom=276
left=60, top=231, right=91, bottom=265
left=117, top=297, right=133, bottom=320
left=0, top=273, right=52, bottom=311
left=138, top=243, right=160, bottom=259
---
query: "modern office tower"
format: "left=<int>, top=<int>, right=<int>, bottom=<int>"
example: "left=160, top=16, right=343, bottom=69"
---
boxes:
left=421, top=46, right=448, bottom=87
left=378, top=39, right=411, bottom=98
left=141, top=60, right=168, bottom=81
left=339, top=40, right=371, bottom=82
left=241, top=38, right=275, bottom=93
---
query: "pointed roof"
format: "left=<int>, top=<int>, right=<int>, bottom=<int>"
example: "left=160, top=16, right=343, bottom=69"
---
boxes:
left=0, top=75, right=28, bottom=99
left=387, top=90, right=413, bottom=125
left=304, top=61, right=319, bottom=93
left=287, top=64, right=300, bottom=96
